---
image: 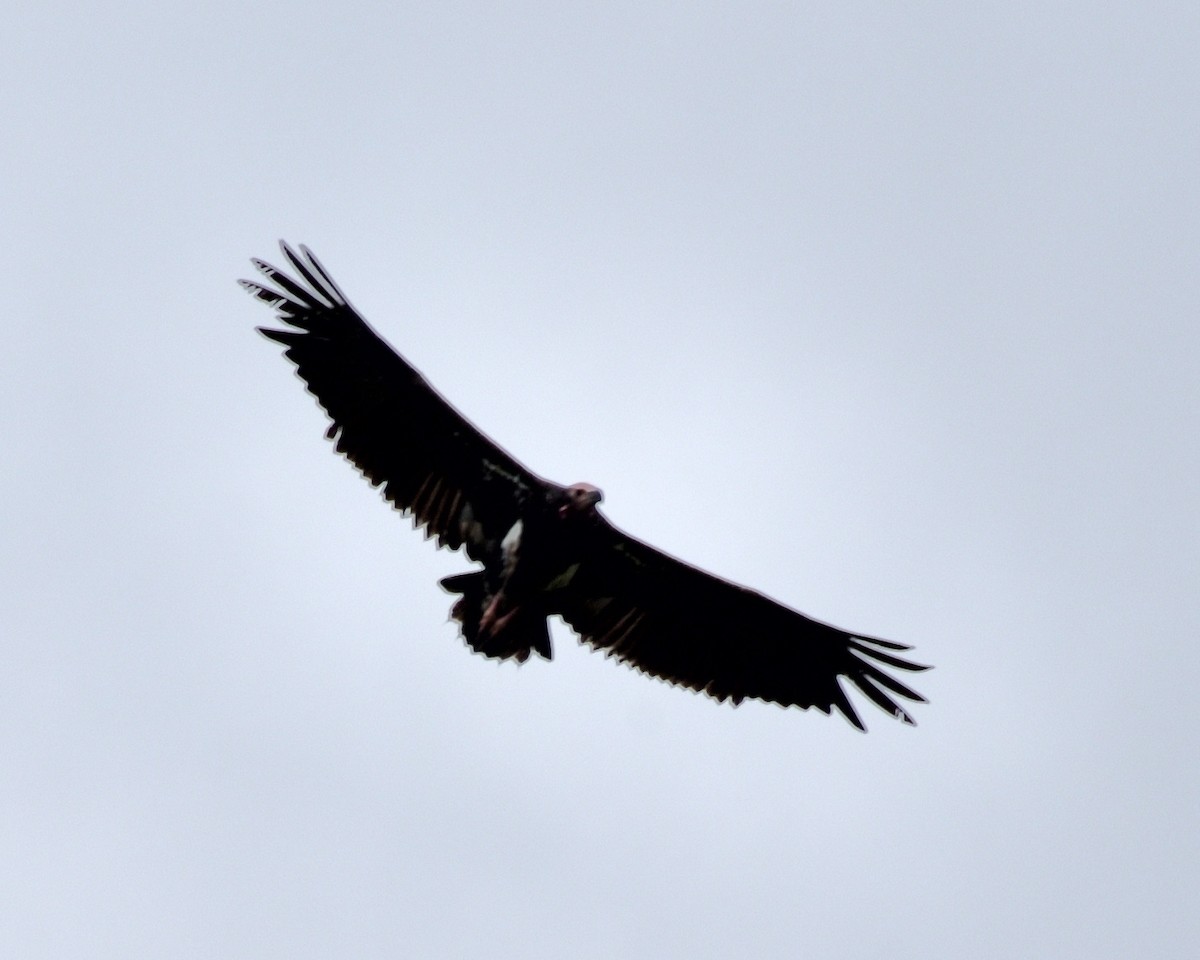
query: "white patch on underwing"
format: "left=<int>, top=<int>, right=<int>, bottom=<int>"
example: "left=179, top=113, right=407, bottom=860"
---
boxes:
left=501, top=520, right=523, bottom=575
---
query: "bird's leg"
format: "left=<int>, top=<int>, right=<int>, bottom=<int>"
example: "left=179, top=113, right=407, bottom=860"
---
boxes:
left=488, top=606, right=521, bottom=636
left=479, top=588, right=517, bottom=639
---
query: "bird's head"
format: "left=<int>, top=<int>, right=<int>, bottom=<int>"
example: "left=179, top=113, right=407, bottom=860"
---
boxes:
left=559, top=482, right=603, bottom=519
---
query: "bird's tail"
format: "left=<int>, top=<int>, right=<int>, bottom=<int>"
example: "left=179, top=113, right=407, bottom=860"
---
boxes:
left=439, top=572, right=552, bottom=663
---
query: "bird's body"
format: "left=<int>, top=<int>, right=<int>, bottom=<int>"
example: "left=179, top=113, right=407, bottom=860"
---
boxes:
left=244, top=242, right=929, bottom=730
left=443, top=482, right=606, bottom=664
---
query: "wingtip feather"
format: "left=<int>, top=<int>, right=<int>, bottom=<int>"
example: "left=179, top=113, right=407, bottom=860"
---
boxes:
left=829, top=682, right=866, bottom=731
left=299, top=243, right=350, bottom=306
left=257, top=326, right=302, bottom=346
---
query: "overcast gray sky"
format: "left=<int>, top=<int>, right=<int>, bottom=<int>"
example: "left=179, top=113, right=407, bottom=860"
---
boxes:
left=3, top=1, right=1198, bottom=957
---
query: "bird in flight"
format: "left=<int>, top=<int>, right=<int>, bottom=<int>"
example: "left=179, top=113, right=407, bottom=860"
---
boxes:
left=244, top=242, right=929, bottom=729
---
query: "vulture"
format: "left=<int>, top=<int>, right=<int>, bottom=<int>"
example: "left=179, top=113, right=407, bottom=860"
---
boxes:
left=244, top=242, right=929, bottom=730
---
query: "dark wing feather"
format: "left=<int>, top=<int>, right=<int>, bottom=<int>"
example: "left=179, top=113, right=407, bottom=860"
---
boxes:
left=557, top=523, right=929, bottom=730
left=244, top=242, right=549, bottom=556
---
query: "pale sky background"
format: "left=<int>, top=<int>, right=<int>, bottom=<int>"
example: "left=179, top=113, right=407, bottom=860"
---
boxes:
left=3, top=2, right=1198, bottom=957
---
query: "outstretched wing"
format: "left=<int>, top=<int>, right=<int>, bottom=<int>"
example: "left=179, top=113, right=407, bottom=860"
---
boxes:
left=243, top=241, right=549, bottom=557
left=558, top=524, right=929, bottom=730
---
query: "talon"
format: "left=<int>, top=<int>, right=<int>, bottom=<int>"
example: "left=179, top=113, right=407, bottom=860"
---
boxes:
left=479, top=592, right=507, bottom=636
left=491, top=606, right=520, bottom=634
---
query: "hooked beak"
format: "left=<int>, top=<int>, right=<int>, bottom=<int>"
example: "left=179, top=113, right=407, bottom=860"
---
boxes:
left=562, top=483, right=604, bottom=518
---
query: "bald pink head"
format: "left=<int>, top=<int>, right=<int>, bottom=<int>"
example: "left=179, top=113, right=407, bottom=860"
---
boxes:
left=562, top=482, right=603, bottom=517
